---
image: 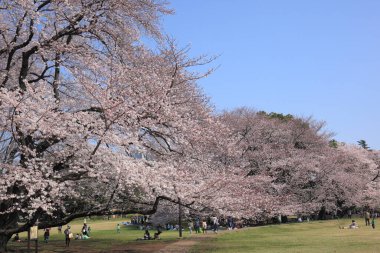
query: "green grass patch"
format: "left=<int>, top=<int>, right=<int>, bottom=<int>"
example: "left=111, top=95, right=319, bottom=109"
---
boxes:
left=8, top=217, right=188, bottom=252
left=8, top=217, right=380, bottom=252
left=190, top=219, right=380, bottom=253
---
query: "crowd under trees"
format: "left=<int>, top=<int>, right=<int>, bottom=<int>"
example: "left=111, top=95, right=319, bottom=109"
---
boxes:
left=0, top=0, right=379, bottom=251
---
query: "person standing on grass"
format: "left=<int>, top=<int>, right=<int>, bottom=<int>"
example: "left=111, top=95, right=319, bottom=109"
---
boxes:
left=44, top=228, right=50, bottom=243
left=64, top=225, right=71, bottom=247
left=82, top=223, right=88, bottom=236
left=365, top=211, right=371, bottom=226
left=117, top=223, right=121, bottom=233
left=227, top=216, right=234, bottom=230
left=372, top=218, right=376, bottom=229
left=194, top=218, right=201, bottom=233
left=347, top=210, right=352, bottom=219
left=188, top=220, right=193, bottom=234
left=202, top=220, right=207, bottom=234
left=211, top=216, right=218, bottom=233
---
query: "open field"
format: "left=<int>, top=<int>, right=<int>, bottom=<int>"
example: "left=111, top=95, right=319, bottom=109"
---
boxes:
left=191, top=218, right=380, bottom=253
left=7, top=217, right=189, bottom=252
left=7, top=218, right=380, bottom=252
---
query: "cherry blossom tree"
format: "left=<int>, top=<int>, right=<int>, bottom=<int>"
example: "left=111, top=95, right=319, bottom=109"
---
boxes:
left=218, top=108, right=380, bottom=219
left=0, top=1, right=219, bottom=251
left=1, top=2, right=380, bottom=252
left=218, top=109, right=323, bottom=217
left=336, top=145, right=380, bottom=209
left=149, top=108, right=380, bottom=223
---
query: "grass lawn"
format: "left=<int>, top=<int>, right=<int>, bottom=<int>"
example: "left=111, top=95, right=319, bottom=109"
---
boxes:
left=7, top=217, right=380, bottom=252
left=7, top=217, right=188, bottom=252
left=190, top=218, right=380, bottom=253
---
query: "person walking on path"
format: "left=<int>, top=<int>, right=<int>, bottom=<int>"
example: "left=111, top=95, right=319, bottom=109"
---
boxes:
left=365, top=211, right=371, bottom=226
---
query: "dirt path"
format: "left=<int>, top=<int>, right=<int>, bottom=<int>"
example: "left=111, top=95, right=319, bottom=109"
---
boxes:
left=154, top=239, right=198, bottom=253
left=154, top=233, right=216, bottom=253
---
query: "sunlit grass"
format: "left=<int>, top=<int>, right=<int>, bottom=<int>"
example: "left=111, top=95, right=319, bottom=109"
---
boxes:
left=8, top=217, right=187, bottom=252
left=190, top=218, right=380, bottom=253
left=9, top=217, right=380, bottom=253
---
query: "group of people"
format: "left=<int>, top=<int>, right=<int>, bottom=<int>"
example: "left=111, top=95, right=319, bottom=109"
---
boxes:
left=164, top=216, right=234, bottom=235
left=12, top=229, right=51, bottom=243
left=63, top=223, right=91, bottom=247
left=187, top=216, right=228, bottom=234
left=339, top=210, right=377, bottom=230
left=165, top=224, right=179, bottom=230
left=130, top=215, right=147, bottom=225
left=138, top=225, right=163, bottom=240
left=188, top=217, right=208, bottom=234
left=364, top=211, right=376, bottom=229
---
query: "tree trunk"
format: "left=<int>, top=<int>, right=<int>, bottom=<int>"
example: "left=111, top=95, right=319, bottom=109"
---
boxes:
left=178, top=198, right=182, bottom=238
left=0, top=234, right=11, bottom=253
left=318, top=206, right=326, bottom=220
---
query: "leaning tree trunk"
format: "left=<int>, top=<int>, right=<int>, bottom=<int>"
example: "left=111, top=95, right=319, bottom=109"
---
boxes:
left=0, top=234, right=12, bottom=253
left=0, top=214, right=18, bottom=253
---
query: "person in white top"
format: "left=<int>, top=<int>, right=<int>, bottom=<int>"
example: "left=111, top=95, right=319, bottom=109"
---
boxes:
left=211, top=216, right=218, bottom=233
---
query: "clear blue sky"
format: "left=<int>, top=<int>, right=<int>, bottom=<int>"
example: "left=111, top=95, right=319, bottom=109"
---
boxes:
left=162, top=0, right=380, bottom=150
